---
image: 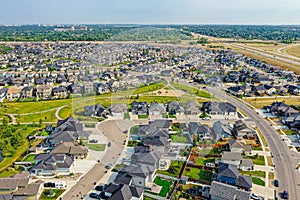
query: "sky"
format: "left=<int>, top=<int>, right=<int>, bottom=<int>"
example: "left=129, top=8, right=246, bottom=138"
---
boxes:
left=0, top=0, right=299, bottom=25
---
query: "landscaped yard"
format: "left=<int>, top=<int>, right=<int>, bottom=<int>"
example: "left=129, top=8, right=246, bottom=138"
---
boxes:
left=124, top=112, right=130, bottom=120
left=243, top=154, right=265, bottom=166
left=240, top=170, right=265, bottom=178
left=130, top=125, right=138, bottom=134
left=184, top=167, right=213, bottom=181
left=127, top=140, right=139, bottom=147
left=252, top=177, right=265, bottom=186
left=83, top=142, right=106, bottom=151
left=171, top=134, right=191, bottom=144
left=156, top=160, right=184, bottom=177
left=40, top=189, right=65, bottom=200
left=153, top=177, right=173, bottom=197
left=22, top=154, right=36, bottom=162
left=112, top=163, right=127, bottom=172
left=138, top=115, right=148, bottom=119
left=195, top=157, right=215, bottom=166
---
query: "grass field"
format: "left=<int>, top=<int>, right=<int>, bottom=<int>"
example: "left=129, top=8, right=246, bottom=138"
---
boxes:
left=171, top=83, right=212, bottom=99
left=184, top=167, right=213, bottom=181
left=195, top=157, right=215, bottom=166
left=83, top=142, right=106, bottom=151
left=0, top=126, right=41, bottom=173
left=17, top=110, right=58, bottom=123
left=282, top=44, right=300, bottom=58
left=243, top=96, right=300, bottom=108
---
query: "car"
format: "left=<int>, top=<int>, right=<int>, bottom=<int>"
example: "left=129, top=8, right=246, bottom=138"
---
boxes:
left=105, top=163, right=112, bottom=169
left=55, top=181, right=67, bottom=188
left=89, top=193, right=99, bottom=199
left=274, top=180, right=279, bottom=187
left=282, top=190, right=289, bottom=199
left=95, top=185, right=105, bottom=191
left=44, top=182, right=55, bottom=188
left=250, top=193, right=263, bottom=200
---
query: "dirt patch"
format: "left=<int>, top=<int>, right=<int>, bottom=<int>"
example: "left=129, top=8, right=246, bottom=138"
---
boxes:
left=144, top=89, right=186, bottom=97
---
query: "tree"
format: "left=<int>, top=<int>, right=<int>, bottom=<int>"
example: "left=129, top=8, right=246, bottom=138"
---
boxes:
left=197, top=37, right=208, bottom=44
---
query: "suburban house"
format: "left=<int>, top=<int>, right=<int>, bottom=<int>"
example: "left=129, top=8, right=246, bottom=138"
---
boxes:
left=32, top=154, right=74, bottom=176
left=102, top=183, right=144, bottom=200
left=6, top=86, right=21, bottom=101
left=189, top=122, right=212, bottom=140
left=131, top=102, right=149, bottom=116
left=36, top=85, right=52, bottom=100
left=183, top=101, right=200, bottom=115
left=84, top=104, right=106, bottom=117
left=131, top=151, right=162, bottom=168
left=108, top=104, right=128, bottom=116
left=20, top=86, right=34, bottom=100
left=212, top=121, right=233, bottom=140
left=52, top=85, right=68, bottom=99
left=148, top=103, right=166, bottom=116
left=264, top=102, right=299, bottom=117
left=233, top=120, right=256, bottom=139
left=209, top=181, right=250, bottom=200
left=51, top=142, right=88, bottom=159
left=221, top=152, right=242, bottom=166
left=202, top=102, right=237, bottom=116
left=123, top=164, right=156, bottom=188
left=0, top=172, right=44, bottom=200
left=167, top=101, right=184, bottom=115
left=227, top=140, right=252, bottom=155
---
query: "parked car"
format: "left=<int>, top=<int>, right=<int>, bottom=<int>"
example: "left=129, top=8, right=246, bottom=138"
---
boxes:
left=44, top=182, right=55, bottom=188
left=89, top=193, right=99, bottom=199
left=95, top=185, right=105, bottom=191
left=250, top=193, right=263, bottom=200
left=282, top=190, right=289, bottom=199
left=55, top=181, right=67, bottom=188
left=105, top=163, right=112, bottom=169
left=274, top=180, right=279, bottom=187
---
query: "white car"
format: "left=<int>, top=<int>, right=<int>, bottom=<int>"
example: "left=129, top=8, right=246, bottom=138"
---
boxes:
left=250, top=193, right=264, bottom=200
left=55, top=181, right=67, bottom=188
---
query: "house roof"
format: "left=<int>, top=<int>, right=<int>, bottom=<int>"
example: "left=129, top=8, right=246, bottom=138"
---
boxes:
left=221, top=152, right=242, bottom=162
left=209, top=181, right=250, bottom=200
left=218, top=163, right=239, bottom=179
left=240, top=159, right=253, bottom=167
left=108, top=184, right=143, bottom=200
left=124, top=164, right=156, bottom=178
left=236, top=175, right=252, bottom=189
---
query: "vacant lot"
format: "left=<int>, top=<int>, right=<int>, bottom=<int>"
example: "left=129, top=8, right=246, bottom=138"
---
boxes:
left=243, top=96, right=300, bottom=108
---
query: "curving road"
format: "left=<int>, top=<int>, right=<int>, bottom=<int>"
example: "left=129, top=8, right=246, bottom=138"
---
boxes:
left=205, top=86, right=300, bottom=200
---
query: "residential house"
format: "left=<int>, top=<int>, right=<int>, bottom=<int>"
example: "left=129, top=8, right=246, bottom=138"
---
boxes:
left=212, top=121, right=233, bottom=140
left=189, top=122, right=212, bottom=140
left=123, top=164, right=156, bottom=188
left=51, top=142, right=88, bottom=159
left=233, top=120, right=256, bottom=139
left=20, top=86, right=34, bottom=100
left=84, top=104, right=106, bottom=117
left=36, top=85, right=52, bottom=100
left=108, top=104, right=128, bottom=116
left=6, top=86, right=21, bottom=101
left=84, top=82, right=94, bottom=94
left=202, top=102, right=237, bottom=116
left=52, top=86, right=68, bottom=99
left=103, top=183, right=144, bottom=200
left=221, top=152, right=242, bottom=166
left=167, top=101, right=184, bottom=115
left=32, top=154, right=74, bottom=176
left=265, top=102, right=298, bottom=117
left=239, top=159, right=254, bottom=171
left=183, top=101, right=201, bottom=115
left=131, top=102, right=149, bottom=116
left=148, top=103, right=166, bottom=116
left=131, top=151, right=162, bottom=168
left=209, top=181, right=250, bottom=200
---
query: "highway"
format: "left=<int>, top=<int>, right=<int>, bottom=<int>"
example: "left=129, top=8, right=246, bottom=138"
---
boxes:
left=205, top=86, right=300, bottom=200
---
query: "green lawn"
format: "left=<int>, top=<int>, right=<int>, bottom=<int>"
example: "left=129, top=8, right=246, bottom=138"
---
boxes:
left=156, top=160, right=184, bottom=177
left=138, top=115, right=148, bottom=119
left=195, top=157, right=215, bottom=166
left=124, top=112, right=130, bottom=120
left=132, top=81, right=167, bottom=95
left=112, top=163, right=127, bottom=172
left=83, top=142, right=106, bottom=151
left=252, top=177, right=265, bottom=186
left=282, top=129, right=296, bottom=135
left=0, top=126, right=41, bottom=173
left=127, top=140, right=139, bottom=147
left=243, top=155, right=265, bottom=166
left=22, top=154, right=36, bottom=162
left=171, top=83, right=212, bottom=98
left=171, top=134, right=191, bottom=143
left=240, top=170, right=266, bottom=178
left=40, top=189, right=65, bottom=200
left=130, top=126, right=138, bottom=134
left=184, top=167, right=213, bottom=181
left=17, top=110, right=58, bottom=123
left=153, top=177, right=173, bottom=197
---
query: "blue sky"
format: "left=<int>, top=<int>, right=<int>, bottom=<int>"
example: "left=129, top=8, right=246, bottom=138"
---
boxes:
left=1, top=0, right=299, bottom=24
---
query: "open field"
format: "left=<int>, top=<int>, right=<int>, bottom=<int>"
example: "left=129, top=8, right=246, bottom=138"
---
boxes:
left=17, top=110, right=58, bottom=123
left=282, top=44, right=300, bottom=58
left=243, top=96, right=300, bottom=108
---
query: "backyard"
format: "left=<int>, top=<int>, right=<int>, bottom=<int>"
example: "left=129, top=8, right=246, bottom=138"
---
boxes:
left=171, top=134, right=191, bottom=144
left=40, top=189, right=65, bottom=200
left=184, top=167, right=213, bottom=181
left=152, top=177, right=173, bottom=197
left=243, top=154, right=265, bottom=166
left=156, top=160, right=184, bottom=177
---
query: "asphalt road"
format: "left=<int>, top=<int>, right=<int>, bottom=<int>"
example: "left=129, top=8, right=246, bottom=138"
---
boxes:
left=205, top=86, right=300, bottom=200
